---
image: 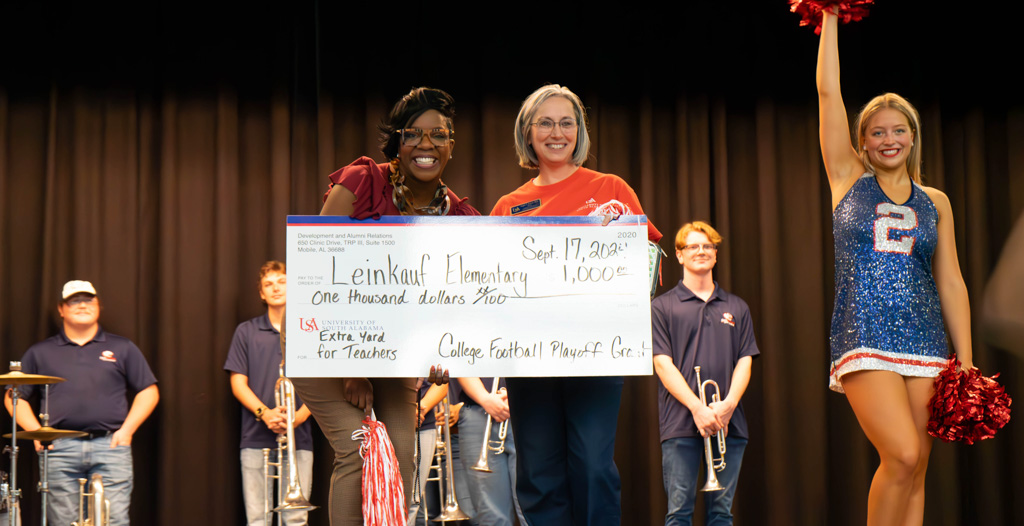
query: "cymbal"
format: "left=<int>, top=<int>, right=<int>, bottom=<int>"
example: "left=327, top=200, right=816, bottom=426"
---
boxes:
left=3, top=427, right=87, bottom=442
left=0, top=371, right=65, bottom=385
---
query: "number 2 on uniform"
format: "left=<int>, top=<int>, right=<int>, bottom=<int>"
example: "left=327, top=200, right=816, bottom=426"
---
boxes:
left=874, top=203, right=917, bottom=254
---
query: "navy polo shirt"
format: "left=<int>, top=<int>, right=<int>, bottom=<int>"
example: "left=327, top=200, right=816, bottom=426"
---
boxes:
left=224, top=313, right=313, bottom=451
left=651, top=281, right=760, bottom=442
left=19, top=327, right=158, bottom=433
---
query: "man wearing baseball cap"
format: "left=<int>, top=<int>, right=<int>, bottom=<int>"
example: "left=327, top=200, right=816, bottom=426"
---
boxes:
left=4, top=280, right=159, bottom=526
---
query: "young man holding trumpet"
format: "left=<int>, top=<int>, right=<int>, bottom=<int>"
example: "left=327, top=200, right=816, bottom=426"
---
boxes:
left=652, top=222, right=759, bottom=526
left=224, top=261, right=314, bottom=526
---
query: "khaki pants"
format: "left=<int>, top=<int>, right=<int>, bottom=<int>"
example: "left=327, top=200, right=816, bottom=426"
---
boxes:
left=290, top=377, right=416, bottom=526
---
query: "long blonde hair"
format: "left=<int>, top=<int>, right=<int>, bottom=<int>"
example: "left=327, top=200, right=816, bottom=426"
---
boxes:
left=854, top=93, right=923, bottom=184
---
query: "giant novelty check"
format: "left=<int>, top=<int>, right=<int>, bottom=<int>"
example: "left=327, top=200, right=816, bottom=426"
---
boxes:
left=285, top=215, right=653, bottom=377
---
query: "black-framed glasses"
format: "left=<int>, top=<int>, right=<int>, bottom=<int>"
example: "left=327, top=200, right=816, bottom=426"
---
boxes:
left=681, top=243, right=717, bottom=253
left=530, top=118, right=577, bottom=134
left=399, top=127, right=453, bottom=147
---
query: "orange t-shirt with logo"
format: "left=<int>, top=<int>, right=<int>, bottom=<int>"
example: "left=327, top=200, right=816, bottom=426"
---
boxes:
left=490, top=166, right=662, bottom=243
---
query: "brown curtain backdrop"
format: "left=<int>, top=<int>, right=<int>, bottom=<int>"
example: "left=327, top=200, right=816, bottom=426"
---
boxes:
left=1, top=2, right=1021, bottom=525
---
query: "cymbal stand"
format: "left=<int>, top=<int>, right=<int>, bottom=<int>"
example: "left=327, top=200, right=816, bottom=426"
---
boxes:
left=37, top=384, right=52, bottom=526
left=5, top=363, right=22, bottom=526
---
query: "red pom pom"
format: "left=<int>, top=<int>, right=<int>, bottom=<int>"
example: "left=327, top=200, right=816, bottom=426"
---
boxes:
left=927, top=356, right=1012, bottom=445
left=353, top=415, right=407, bottom=526
left=790, top=0, right=876, bottom=34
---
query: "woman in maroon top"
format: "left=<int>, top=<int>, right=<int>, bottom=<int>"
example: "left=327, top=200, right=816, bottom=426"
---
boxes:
left=290, top=87, right=480, bottom=526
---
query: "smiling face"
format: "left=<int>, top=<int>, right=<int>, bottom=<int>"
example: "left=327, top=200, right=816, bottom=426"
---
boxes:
left=861, top=108, right=914, bottom=175
left=58, top=293, right=100, bottom=330
left=676, top=231, right=718, bottom=277
left=396, top=109, right=454, bottom=186
left=528, top=96, right=577, bottom=170
left=259, top=271, right=287, bottom=308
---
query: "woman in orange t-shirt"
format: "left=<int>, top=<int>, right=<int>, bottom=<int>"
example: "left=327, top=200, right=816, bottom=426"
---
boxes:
left=490, top=84, right=661, bottom=526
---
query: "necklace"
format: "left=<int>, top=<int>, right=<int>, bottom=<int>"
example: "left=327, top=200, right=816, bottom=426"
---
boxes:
left=389, top=159, right=451, bottom=216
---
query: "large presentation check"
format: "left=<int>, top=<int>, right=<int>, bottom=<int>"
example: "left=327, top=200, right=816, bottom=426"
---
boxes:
left=285, top=215, right=654, bottom=377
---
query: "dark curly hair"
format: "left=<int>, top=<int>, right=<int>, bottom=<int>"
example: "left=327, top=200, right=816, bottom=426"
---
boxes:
left=379, top=87, right=456, bottom=160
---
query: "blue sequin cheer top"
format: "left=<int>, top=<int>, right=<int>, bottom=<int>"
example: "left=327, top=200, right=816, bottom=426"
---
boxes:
left=829, top=174, right=949, bottom=392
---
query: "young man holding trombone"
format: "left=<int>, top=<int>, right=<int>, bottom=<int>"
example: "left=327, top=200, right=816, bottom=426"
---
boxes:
left=456, top=377, right=526, bottom=526
left=652, top=222, right=759, bottom=526
left=224, top=261, right=314, bottom=526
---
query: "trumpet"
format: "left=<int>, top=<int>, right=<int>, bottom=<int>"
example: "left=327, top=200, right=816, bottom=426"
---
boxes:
left=263, top=361, right=317, bottom=525
left=71, top=474, right=108, bottom=526
left=471, top=378, right=508, bottom=473
left=694, top=366, right=727, bottom=493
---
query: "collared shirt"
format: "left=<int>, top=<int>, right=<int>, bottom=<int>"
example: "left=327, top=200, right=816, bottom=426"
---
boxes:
left=19, top=326, right=158, bottom=432
left=651, top=281, right=760, bottom=441
left=224, top=313, right=313, bottom=450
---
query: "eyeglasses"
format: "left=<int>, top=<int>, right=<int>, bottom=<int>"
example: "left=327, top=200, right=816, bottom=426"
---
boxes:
left=530, top=118, right=577, bottom=134
left=65, top=296, right=97, bottom=306
left=399, top=127, right=452, bottom=147
left=681, top=243, right=717, bottom=253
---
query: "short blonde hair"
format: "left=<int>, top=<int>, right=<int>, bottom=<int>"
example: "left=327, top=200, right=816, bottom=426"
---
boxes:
left=514, top=85, right=591, bottom=169
left=854, top=93, right=923, bottom=184
left=674, top=221, right=722, bottom=250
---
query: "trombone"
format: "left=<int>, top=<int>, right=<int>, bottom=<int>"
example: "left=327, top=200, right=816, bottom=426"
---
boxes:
left=263, top=361, right=317, bottom=525
left=431, top=393, right=470, bottom=523
left=471, top=377, right=508, bottom=473
left=694, top=366, right=726, bottom=492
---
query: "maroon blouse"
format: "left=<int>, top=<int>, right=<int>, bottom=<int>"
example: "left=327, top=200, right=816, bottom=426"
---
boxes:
left=323, top=156, right=480, bottom=219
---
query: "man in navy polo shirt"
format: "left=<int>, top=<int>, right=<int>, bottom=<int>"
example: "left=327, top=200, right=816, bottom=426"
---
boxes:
left=224, top=261, right=314, bottom=526
left=651, top=222, right=759, bottom=526
left=5, top=279, right=159, bottom=526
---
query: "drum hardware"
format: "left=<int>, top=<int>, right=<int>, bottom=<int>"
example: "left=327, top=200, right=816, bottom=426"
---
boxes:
left=3, top=361, right=65, bottom=526
left=4, top=428, right=88, bottom=442
left=695, top=366, right=727, bottom=492
left=471, top=378, right=508, bottom=474
left=262, top=361, right=317, bottom=525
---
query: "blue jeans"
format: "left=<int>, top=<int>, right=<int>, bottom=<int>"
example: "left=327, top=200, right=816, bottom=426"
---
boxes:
left=47, top=435, right=132, bottom=526
left=505, top=376, right=623, bottom=526
left=458, top=405, right=526, bottom=526
left=449, top=433, right=477, bottom=524
left=661, top=436, right=748, bottom=526
left=240, top=448, right=314, bottom=526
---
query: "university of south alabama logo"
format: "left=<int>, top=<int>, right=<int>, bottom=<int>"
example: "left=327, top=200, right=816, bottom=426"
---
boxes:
left=99, top=350, right=117, bottom=363
left=720, top=313, right=735, bottom=327
left=298, top=318, right=319, bottom=332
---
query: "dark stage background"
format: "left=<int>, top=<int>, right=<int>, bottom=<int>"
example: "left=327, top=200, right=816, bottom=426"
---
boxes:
left=1, top=2, right=1022, bottom=525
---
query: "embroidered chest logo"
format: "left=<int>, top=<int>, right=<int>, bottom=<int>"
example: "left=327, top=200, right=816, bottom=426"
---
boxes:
left=99, top=350, right=117, bottom=363
left=720, top=313, right=735, bottom=327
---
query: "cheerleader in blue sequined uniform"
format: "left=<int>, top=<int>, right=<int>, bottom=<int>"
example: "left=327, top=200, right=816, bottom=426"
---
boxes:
left=817, top=10, right=975, bottom=526
left=829, top=174, right=949, bottom=392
